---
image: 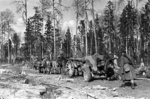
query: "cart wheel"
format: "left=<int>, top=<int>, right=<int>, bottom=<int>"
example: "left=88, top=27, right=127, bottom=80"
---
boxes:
left=67, top=62, right=75, bottom=77
left=83, top=64, right=92, bottom=82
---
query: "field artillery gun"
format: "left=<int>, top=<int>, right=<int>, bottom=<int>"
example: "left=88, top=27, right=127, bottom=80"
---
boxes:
left=66, top=53, right=118, bottom=82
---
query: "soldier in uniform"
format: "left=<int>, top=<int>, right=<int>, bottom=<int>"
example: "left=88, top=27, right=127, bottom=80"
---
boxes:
left=57, top=52, right=68, bottom=74
left=41, top=55, right=49, bottom=73
left=136, top=58, right=147, bottom=75
left=33, top=56, right=38, bottom=70
left=104, top=51, right=114, bottom=68
left=119, top=50, right=136, bottom=89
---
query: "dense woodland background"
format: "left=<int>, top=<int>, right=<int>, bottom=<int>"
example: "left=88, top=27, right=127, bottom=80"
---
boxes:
left=0, top=0, right=150, bottom=65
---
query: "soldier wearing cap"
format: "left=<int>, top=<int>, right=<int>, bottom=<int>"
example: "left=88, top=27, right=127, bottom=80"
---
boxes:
left=119, top=50, right=136, bottom=89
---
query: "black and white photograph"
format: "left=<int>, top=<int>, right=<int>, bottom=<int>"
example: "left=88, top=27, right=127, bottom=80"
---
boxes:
left=0, top=0, right=150, bottom=99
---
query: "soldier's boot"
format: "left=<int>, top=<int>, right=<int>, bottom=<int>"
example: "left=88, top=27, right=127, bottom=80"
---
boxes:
left=49, top=68, right=51, bottom=74
left=131, top=80, right=135, bottom=89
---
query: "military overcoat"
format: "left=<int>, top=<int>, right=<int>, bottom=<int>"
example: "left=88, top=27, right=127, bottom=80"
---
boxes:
left=119, top=55, right=136, bottom=81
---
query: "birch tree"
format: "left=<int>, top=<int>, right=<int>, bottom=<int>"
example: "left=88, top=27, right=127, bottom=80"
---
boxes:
left=12, top=0, right=28, bottom=24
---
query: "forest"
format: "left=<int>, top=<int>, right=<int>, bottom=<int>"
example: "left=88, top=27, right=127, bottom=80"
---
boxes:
left=0, top=0, right=150, bottom=65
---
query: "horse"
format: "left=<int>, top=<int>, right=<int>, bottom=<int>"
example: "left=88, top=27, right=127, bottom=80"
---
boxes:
left=44, top=60, right=52, bottom=74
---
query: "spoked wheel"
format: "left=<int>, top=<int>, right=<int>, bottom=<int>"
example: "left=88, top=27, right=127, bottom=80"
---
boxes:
left=66, top=61, right=75, bottom=78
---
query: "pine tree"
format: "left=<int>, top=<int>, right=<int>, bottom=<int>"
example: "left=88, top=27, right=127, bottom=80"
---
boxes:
left=87, top=21, right=94, bottom=55
left=31, top=7, right=43, bottom=38
left=24, top=19, right=34, bottom=60
left=44, top=15, right=61, bottom=59
left=55, top=28, right=62, bottom=57
left=12, top=33, right=20, bottom=62
left=30, top=7, right=43, bottom=60
left=44, top=15, right=54, bottom=56
left=120, top=1, right=137, bottom=55
left=103, top=1, right=115, bottom=53
left=63, top=28, right=72, bottom=57
left=78, top=20, right=85, bottom=56
left=95, top=14, right=104, bottom=54
left=140, top=0, right=150, bottom=58
left=72, top=35, right=81, bottom=57
left=8, top=39, right=12, bottom=62
left=4, top=39, right=12, bottom=62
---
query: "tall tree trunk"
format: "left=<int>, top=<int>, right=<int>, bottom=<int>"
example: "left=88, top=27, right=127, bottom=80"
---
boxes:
left=14, top=45, right=17, bottom=63
left=8, top=40, right=10, bottom=63
left=25, top=0, right=27, bottom=24
left=75, top=0, right=79, bottom=58
left=24, top=0, right=29, bottom=61
left=126, top=36, right=128, bottom=54
left=41, top=2, right=45, bottom=59
left=30, top=44, right=31, bottom=61
left=21, top=0, right=28, bottom=24
left=91, top=0, right=97, bottom=53
left=79, top=34, right=82, bottom=56
left=42, top=42, right=43, bottom=59
left=7, top=22, right=10, bottom=63
left=113, top=33, right=116, bottom=54
left=90, top=32, right=93, bottom=55
left=109, top=36, right=111, bottom=52
left=53, top=0, right=56, bottom=60
left=136, top=0, right=140, bottom=62
left=85, top=0, right=88, bottom=56
left=2, top=31, right=3, bottom=63
left=1, top=13, right=4, bottom=63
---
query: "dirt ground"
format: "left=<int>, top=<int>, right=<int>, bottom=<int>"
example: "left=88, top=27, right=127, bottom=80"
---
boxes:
left=24, top=67, right=150, bottom=99
left=55, top=76, right=150, bottom=98
left=0, top=64, right=150, bottom=99
left=87, top=77, right=150, bottom=98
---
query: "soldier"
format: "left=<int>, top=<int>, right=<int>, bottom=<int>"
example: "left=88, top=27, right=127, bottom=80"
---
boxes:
left=104, top=51, right=114, bottom=67
left=136, top=58, right=147, bottom=75
left=33, top=56, right=38, bottom=70
left=113, top=54, right=120, bottom=79
left=57, top=52, right=68, bottom=74
left=113, top=54, right=120, bottom=70
left=119, top=50, right=136, bottom=89
left=41, top=55, right=48, bottom=73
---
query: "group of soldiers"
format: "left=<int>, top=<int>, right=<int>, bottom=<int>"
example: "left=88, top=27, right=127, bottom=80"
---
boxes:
left=32, top=55, right=53, bottom=74
left=32, top=54, right=67, bottom=74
